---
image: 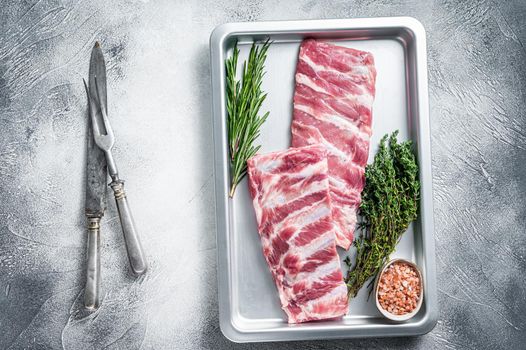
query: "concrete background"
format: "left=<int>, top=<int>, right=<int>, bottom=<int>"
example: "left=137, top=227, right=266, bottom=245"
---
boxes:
left=0, top=0, right=525, bottom=349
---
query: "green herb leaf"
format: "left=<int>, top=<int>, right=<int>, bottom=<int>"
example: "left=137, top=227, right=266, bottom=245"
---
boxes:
left=345, top=131, right=420, bottom=299
left=225, top=40, right=271, bottom=197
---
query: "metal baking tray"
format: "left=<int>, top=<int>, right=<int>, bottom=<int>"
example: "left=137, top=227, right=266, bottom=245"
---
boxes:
left=210, top=17, right=437, bottom=343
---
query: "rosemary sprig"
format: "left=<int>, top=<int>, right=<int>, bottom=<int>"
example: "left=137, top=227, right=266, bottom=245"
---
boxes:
left=225, top=39, right=270, bottom=197
left=345, top=131, right=420, bottom=299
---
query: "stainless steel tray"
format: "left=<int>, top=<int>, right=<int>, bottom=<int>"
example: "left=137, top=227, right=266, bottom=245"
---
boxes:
left=210, top=17, right=437, bottom=343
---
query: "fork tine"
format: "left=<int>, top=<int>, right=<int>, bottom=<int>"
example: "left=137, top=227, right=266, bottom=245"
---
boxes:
left=94, top=76, right=114, bottom=139
left=82, top=78, right=90, bottom=99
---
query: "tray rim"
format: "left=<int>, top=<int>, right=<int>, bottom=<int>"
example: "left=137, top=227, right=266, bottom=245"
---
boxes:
left=210, top=16, right=438, bottom=343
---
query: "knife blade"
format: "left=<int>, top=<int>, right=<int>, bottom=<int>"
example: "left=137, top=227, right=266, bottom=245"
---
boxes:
left=83, top=43, right=108, bottom=309
left=89, top=42, right=107, bottom=121
left=85, top=108, right=107, bottom=218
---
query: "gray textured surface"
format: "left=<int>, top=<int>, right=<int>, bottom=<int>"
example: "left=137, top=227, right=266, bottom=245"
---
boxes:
left=0, top=0, right=525, bottom=349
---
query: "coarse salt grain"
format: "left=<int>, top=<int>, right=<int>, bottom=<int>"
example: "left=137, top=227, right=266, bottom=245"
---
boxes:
left=377, top=261, right=421, bottom=316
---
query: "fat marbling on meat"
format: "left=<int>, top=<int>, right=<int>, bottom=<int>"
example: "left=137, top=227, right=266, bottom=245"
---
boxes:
left=291, top=39, right=377, bottom=249
left=247, top=144, right=348, bottom=323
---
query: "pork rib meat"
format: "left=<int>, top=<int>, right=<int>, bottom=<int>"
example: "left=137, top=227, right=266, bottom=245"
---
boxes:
left=247, top=144, right=348, bottom=323
left=291, top=39, right=377, bottom=249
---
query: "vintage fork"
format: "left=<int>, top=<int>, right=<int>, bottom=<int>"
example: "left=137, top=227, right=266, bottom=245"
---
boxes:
left=83, top=77, right=148, bottom=276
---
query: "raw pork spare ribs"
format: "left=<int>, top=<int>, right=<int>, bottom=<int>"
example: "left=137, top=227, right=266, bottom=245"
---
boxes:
left=291, top=39, right=377, bottom=249
left=247, top=144, right=348, bottom=323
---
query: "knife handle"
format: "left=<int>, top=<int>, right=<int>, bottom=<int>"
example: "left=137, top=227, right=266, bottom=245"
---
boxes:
left=84, top=217, right=101, bottom=310
left=110, top=180, right=148, bottom=276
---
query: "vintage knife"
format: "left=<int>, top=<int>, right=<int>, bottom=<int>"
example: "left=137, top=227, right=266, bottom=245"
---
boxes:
left=88, top=42, right=148, bottom=276
left=83, top=78, right=107, bottom=310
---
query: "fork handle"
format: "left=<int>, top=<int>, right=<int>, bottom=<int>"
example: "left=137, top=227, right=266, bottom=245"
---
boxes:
left=110, top=180, right=148, bottom=276
left=84, top=217, right=101, bottom=310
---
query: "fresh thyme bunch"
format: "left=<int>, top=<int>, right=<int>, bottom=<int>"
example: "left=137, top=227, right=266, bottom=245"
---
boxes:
left=345, top=131, right=420, bottom=298
left=225, top=40, right=270, bottom=197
